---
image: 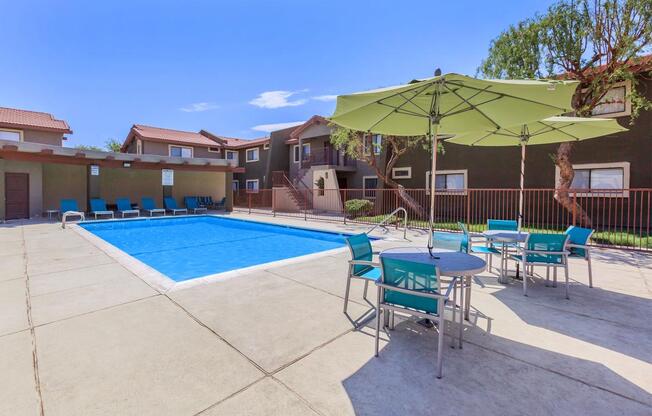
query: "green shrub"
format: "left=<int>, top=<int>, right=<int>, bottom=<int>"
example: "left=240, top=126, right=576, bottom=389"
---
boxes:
left=344, top=199, right=374, bottom=216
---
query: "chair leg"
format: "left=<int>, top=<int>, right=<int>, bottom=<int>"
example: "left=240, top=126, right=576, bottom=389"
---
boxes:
left=458, top=278, right=464, bottom=349
left=363, top=280, right=369, bottom=300
left=390, top=310, right=395, bottom=330
left=586, top=253, right=593, bottom=288
left=564, top=263, right=570, bottom=300
left=375, top=290, right=382, bottom=357
left=464, top=275, right=471, bottom=321
left=451, top=282, right=457, bottom=349
left=545, top=266, right=550, bottom=287
left=488, top=253, right=492, bottom=272
left=553, top=268, right=558, bottom=287
left=343, top=269, right=352, bottom=313
left=436, top=302, right=445, bottom=379
left=522, top=259, right=528, bottom=296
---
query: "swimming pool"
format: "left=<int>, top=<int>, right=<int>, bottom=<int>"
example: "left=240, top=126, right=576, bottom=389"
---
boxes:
left=79, top=216, right=351, bottom=281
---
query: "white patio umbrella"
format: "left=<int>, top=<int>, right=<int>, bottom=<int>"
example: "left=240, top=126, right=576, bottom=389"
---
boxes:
left=446, top=116, right=627, bottom=230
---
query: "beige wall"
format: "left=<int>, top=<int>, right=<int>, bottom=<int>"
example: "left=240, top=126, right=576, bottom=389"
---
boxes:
left=170, top=171, right=226, bottom=205
left=23, top=129, right=65, bottom=146
left=99, top=168, right=164, bottom=206
left=141, top=140, right=222, bottom=159
left=43, top=164, right=87, bottom=212
left=0, top=159, right=43, bottom=219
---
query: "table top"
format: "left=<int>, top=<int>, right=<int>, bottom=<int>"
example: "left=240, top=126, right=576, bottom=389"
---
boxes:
left=482, top=230, right=528, bottom=243
left=44, top=209, right=59, bottom=213
left=379, top=247, right=486, bottom=277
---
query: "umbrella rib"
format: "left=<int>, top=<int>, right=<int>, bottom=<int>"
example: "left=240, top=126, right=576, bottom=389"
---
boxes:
left=397, top=92, right=431, bottom=116
left=376, top=102, right=427, bottom=118
left=538, top=121, right=584, bottom=141
left=445, top=80, right=571, bottom=112
left=365, top=83, right=434, bottom=131
left=440, top=86, right=491, bottom=117
left=443, top=83, right=501, bottom=129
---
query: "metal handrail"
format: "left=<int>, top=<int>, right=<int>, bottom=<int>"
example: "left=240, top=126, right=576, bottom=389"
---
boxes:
left=367, top=207, right=408, bottom=239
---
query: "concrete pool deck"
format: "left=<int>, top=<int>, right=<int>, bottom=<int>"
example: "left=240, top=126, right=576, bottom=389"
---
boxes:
left=1, top=213, right=651, bottom=415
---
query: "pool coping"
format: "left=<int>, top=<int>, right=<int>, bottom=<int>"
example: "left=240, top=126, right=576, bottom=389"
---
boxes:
left=70, top=214, right=374, bottom=293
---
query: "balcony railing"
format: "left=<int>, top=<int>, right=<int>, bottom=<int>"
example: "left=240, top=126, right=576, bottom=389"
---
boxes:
left=301, top=147, right=356, bottom=169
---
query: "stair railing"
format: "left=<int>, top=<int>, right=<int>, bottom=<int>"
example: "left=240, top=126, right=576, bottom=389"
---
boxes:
left=366, top=207, right=408, bottom=239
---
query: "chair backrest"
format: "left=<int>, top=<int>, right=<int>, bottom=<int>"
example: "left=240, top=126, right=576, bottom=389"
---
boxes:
left=116, top=198, right=132, bottom=211
left=217, top=197, right=226, bottom=206
left=380, top=256, right=440, bottom=314
left=564, top=226, right=594, bottom=257
left=488, top=219, right=518, bottom=231
left=432, top=231, right=468, bottom=253
left=345, top=233, right=373, bottom=275
left=164, top=197, right=178, bottom=209
left=457, top=222, right=469, bottom=235
left=141, top=197, right=156, bottom=210
left=60, top=199, right=78, bottom=212
left=207, top=196, right=214, bottom=204
left=184, top=196, right=198, bottom=209
left=524, top=233, right=570, bottom=264
left=90, top=198, right=107, bottom=212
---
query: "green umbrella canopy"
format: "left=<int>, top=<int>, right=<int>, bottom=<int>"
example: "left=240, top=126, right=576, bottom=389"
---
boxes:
left=330, top=73, right=579, bottom=136
left=445, top=116, right=627, bottom=146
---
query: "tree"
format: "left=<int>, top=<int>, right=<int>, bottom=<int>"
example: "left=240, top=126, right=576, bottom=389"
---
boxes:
left=479, top=0, right=652, bottom=225
left=74, top=144, right=103, bottom=151
left=330, top=125, right=444, bottom=216
left=105, top=138, right=122, bottom=152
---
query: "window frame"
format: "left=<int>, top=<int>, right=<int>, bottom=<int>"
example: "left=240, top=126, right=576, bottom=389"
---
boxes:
left=232, top=180, right=239, bottom=192
left=0, top=128, right=24, bottom=142
left=245, top=147, right=260, bottom=163
left=391, top=166, right=412, bottom=180
left=588, top=80, right=632, bottom=118
left=363, top=134, right=382, bottom=155
left=362, top=175, right=379, bottom=199
left=301, top=143, right=311, bottom=160
left=168, top=145, right=193, bottom=158
left=207, top=146, right=221, bottom=153
left=293, top=145, right=300, bottom=163
left=263, top=142, right=270, bottom=150
left=225, top=150, right=239, bottom=164
left=245, top=179, right=260, bottom=193
left=554, top=161, right=630, bottom=197
left=136, top=139, right=142, bottom=155
left=425, top=169, right=468, bottom=195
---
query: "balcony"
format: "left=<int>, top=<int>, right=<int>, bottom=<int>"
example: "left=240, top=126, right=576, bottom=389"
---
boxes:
left=301, top=147, right=356, bottom=171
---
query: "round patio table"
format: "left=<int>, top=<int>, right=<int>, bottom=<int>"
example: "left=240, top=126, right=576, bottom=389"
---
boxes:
left=482, top=230, right=528, bottom=284
left=379, top=247, right=486, bottom=348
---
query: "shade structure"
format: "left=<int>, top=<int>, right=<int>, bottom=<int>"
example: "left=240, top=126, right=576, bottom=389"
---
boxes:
left=330, top=73, right=579, bottom=253
left=446, top=116, right=627, bottom=230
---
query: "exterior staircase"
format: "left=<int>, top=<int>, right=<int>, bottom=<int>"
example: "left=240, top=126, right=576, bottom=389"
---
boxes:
left=272, top=170, right=313, bottom=210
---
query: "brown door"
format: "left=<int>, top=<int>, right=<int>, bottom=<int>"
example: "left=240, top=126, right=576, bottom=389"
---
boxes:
left=5, top=173, right=29, bottom=220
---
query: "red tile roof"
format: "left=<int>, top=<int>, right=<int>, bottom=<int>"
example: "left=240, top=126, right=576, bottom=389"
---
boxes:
left=0, top=107, right=72, bottom=133
left=221, top=136, right=269, bottom=149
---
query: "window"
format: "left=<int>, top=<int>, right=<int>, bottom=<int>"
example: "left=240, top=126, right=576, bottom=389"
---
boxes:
left=136, top=139, right=142, bottom=155
left=364, top=134, right=382, bottom=155
left=246, top=179, right=259, bottom=192
left=246, top=147, right=259, bottom=162
left=169, top=145, right=193, bottom=158
left=363, top=176, right=378, bottom=199
left=301, top=143, right=311, bottom=160
left=225, top=150, right=238, bottom=164
left=426, top=170, right=467, bottom=194
left=232, top=180, right=239, bottom=192
left=392, top=167, right=412, bottom=179
left=263, top=143, right=270, bottom=150
left=0, top=129, right=22, bottom=142
left=207, top=146, right=221, bottom=153
left=293, top=145, right=300, bottom=163
left=556, top=162, right=629, bottom=197
left=590, top=80, right=631, bottom=118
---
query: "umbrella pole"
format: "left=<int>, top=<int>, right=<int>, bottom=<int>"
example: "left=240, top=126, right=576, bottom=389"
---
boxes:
left=518, top=140, right=526, bottom=232
left=427, top=121, right=440, bottom=256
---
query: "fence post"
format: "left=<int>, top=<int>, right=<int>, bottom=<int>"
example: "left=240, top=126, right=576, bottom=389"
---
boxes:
left=272, top=188, right=276, bottom=217
left=304, top=189, right=307, bottom=221
left=343, top=189, right=347, bottom=224
left=466, top=190, right=471, bottom=227
left=248, top=192, right=251, bottom=214
left=572, top=192, right=577, bottom=226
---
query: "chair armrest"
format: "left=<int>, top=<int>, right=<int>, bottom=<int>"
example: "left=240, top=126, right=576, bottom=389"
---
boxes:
left=567, top=243, right=591, bottom=250
left=372, top=250, right=381, bottom=255
left=375, top=282, right=448, bottom=300
left=348, top=260, right=380, bottom=267
left=521, top=249, right=570, bottom=256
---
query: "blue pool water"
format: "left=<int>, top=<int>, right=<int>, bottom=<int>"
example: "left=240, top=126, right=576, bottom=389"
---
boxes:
left=80, top=216, right=350, bottom=281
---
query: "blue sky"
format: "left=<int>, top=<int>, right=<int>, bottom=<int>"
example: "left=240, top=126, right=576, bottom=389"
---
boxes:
left=0, top=0, right=556, bottom=147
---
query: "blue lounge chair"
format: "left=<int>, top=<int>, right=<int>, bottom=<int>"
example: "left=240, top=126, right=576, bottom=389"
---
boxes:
left=565, top=226, right=595, bottom=288
left=60, top=199, right=85, bottom=223
left=89, top=198, right=114, bottom=219
left=344, top=234, right=381, bottom=313
left=375, top=257, right=456, bottom=379
left=214, top=197, right=226, bottom=210
left=164, top=197, right=187, bottom=215
left=184, top=196, right=207, bottom=214
left=511, top=233, right=570, bottom=298
left=115, top=198, right=140, bottom=218
left=141, top=197, right=166, bottom=216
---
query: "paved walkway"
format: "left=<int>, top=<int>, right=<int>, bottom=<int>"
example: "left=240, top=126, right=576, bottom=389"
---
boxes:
left=1, top=213, right=651, bottom=415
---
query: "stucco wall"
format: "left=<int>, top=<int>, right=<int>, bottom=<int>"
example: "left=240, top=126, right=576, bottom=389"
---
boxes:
left=23, top=129, right=65, bottom=146
left=233, top=143, right=270, bottom=190
left=0, top=160, right=43, bottom=219
left=141, top=140, right=222, bottom=159
left=99, top=168, right=164, bottom=206
left=42, top=163, right=87, bottom=211
left=170, top=171, right=226, bottom=206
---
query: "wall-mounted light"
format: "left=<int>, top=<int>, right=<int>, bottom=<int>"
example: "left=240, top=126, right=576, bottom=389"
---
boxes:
left=123, top=162, right=131, bottom=168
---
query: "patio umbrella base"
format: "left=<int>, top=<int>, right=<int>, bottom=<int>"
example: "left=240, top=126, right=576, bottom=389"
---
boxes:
left=417, top=319, right=435, bottom=328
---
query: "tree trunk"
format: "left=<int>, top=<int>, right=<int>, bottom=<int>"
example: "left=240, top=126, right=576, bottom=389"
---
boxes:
left=554, top=142, right=592, bottom=227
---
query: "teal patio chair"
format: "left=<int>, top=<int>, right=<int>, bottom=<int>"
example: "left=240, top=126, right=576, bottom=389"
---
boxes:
left=141, top=197, right=166, bottom=216
left=89, top=198, right=114, bottom=219
left=60, top=199, right=85, bottom=223
left=115, top=198, right=140, bottom=218
left=565, top=226, right=595, bottom=288
left=431, top=230, right=468, bottom=253
left=164, top=197, right=188, bottom=215
left=375, top=257, right=456, bottom=379
left=184, top=196, right=208, bottom=214
left=344, top=234, right=381, bottom=313
left=458, top=222, right=501, bottom=272
left=511, top=233, right=570, bottom=298
left=488, top=219, right=518, bottom=231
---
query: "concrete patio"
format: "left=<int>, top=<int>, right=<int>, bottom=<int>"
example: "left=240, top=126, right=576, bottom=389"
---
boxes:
left=1, top=213, right=651, bottom=416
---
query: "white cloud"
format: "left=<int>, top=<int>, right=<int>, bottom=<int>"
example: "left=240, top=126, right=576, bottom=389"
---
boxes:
left=251, top=121, right=305, bottom=133
left=312, top=94, right=338, bottom=102
left=179, top=102, right=219, bottom=112
left=249, top=90, right=308, bottom=109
